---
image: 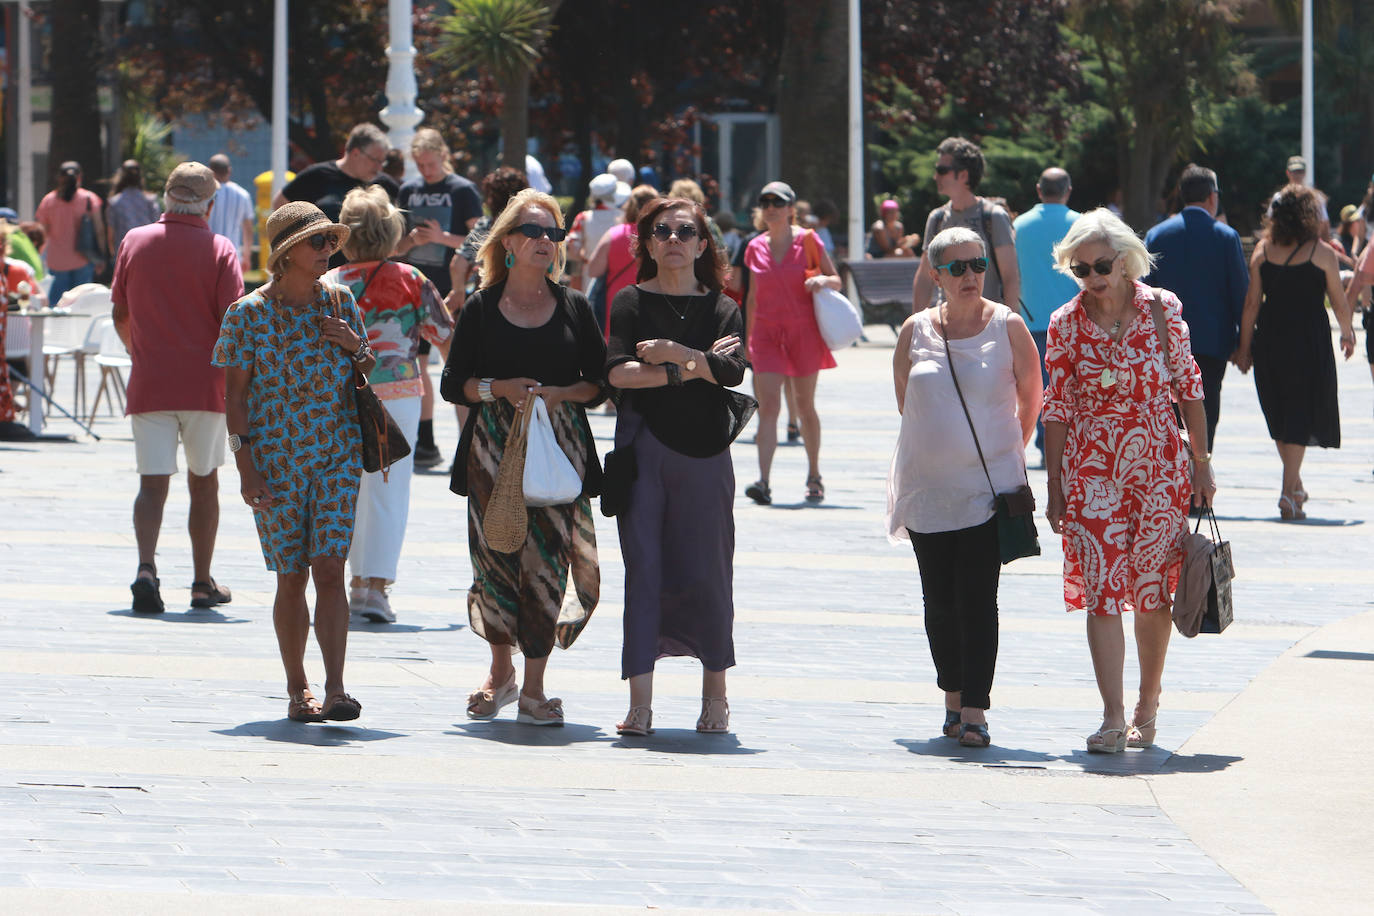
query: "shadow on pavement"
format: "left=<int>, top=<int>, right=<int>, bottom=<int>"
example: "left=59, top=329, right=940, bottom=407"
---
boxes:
left=349, top=621, right=465, bottom=635
left=1156, top=752, right=1243, bottom=775
left=896, top=737, right=1055, bottom=767
left=107, top=608, right=250, bottom=624
left=762, top=502, right=859, bottom=511
left=214, top=720, right=407, bottom=746
left=447, top=720, right=610, bottom=747
left=611, top=729, right=764, bottom=755
left=1304, top=649, right=1374, bottom=661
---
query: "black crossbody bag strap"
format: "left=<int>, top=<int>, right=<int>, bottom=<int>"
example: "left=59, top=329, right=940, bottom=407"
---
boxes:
left=935, top=307, right=998, bottom=500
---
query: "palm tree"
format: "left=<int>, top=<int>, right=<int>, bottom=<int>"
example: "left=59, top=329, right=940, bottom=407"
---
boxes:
left=437, top=0, right=561, bottom=169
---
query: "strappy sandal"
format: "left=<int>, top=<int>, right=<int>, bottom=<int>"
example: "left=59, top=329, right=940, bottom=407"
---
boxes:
left=942, top=709, right=962, bottom=739
left=786, top=422, right=801, bottom=444
left=321, top=693, right=362, bottom=722
left=287, top=690, right=325, bottom=722
left=1127, top=714, right=1158, bottom=748
left=696, top=696, right=729, bottom=734
left=958, top=722, right=990, bottom=748
left=130, top=562, right=164, bottom=615
left=466, top=670, right=518, bottom=720
left=1278, top=494, right=1305, bottom=521
left=804, top=475, right=825, bottom=504
left=516, top=693, right=564, bottom=726
left=745, top=480, right=772, bottom=506
left=616, top=705, right=654, bottom=736
left=190, top=578, right=232, bottom=608
left=1086, top=725, right=1127, bottom=754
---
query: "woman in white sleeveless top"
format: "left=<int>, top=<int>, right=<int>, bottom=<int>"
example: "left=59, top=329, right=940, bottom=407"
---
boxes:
left=888, top=227, right=1042, bottom=748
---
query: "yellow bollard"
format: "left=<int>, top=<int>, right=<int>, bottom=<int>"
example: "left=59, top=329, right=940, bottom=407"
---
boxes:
left=253, top=170, right=294, bottom=276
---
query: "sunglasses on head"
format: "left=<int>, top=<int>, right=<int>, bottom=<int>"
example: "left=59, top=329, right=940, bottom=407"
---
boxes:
left=306, top=232, right=338, bottom=251
left=513, top=223, right=567, bottom=242
left=935, top=257, right=988, bottom=277
left=758, top=195, right=789, bottom=208
left=1069, top=255, right=1119, bottom=279
left=652, top=223, right=699, bottom=242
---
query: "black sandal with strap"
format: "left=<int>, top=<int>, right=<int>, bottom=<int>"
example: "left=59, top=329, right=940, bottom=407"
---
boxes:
left=190, top=578, right=232, bottom=609
left=805, top=475, right=825, bottom=504
left=130, top=562, right=164, bottom=615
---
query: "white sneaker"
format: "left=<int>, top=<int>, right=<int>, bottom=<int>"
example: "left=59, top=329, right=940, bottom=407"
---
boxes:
left=348, top=585, right=368, bottom=614
left=359, top=589, right=396, bottom=624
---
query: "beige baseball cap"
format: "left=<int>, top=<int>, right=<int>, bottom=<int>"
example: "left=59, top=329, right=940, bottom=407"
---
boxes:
left=164, top=161, right=219, bottom=204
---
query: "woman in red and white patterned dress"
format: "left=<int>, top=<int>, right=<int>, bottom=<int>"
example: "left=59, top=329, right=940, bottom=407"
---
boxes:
left=1043, top=209, right=1216, bottom=755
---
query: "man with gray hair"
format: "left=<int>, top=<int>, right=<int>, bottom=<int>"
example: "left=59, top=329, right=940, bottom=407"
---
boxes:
left=111, top=162, right=244, bottom=614
left=1145, top=163, right=1247, bottom=450
left=207, top=153, right=257, bottom=272
left=1014, top=167, right=1080, bottom=459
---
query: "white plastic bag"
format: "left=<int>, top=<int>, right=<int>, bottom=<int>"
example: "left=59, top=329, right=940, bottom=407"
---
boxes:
left=522, top=396, right=582, bottom=507
left=813, top=287, right=863, bottom=350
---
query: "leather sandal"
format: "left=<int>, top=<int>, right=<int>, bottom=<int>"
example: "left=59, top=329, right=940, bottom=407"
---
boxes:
left=321, top=693, right=362, bottom=722
left=696, top=696, right=729, bottom=734
left=466, top=670, right=518, bottom=720
left=1278, top=494, right=1306, bottom=521
left=1127, top=714, right=1158, bottom=748
left=745, top=480, right=771, bottom=506
left=130, top=562, right=164, bottom=615
left=616, top=705, right=654, bottom=736
left=805, top=475, right=825, bottom=504
left=516, top=693, right=564, bottom=726
left=287, top=690, right=325, bottom=723
left=958, top=722, right=990, bottom=748
left=190, top=578, right=232, bottom=608
left=1086, top=725, right=1127, bottom=754
left=942, top=709, right=962, bottom=739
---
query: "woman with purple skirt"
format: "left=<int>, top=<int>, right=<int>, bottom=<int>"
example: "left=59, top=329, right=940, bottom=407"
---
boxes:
left=605, top=197, right=751, bottom=736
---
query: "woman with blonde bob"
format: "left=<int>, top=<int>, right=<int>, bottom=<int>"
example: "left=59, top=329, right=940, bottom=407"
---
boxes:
left=1043, top=208, right=1215, bottom=754
left=326, top=186, right=453, bottom=624
left=440, top=189, right=607, bottom=726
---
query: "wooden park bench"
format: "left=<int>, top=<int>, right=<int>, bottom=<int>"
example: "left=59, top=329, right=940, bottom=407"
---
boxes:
left=843, top=258, right=918, bottom=334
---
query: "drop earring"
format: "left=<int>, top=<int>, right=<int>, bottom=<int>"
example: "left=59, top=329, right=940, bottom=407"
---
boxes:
left=504, top=251, right=515, bottom=269
left=546, top=262, right=554, bottom=275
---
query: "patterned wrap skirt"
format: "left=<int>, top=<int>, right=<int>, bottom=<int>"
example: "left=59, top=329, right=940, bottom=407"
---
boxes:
left=465, top=399, right=599, bottom=658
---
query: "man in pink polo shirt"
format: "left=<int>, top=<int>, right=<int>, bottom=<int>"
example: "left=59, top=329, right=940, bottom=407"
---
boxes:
left=112, top=161, right=244, bottom=614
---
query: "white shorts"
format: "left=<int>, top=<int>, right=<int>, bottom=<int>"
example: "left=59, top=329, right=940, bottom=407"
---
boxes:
left=131, top=411, right=227, bottom=476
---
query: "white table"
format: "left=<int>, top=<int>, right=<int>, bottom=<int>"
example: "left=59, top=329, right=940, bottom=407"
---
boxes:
left=14, top=308, right=80, bottom=435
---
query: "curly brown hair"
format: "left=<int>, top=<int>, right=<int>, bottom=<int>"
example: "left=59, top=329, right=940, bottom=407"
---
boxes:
left=1266, top=184, right=1326, bottom=247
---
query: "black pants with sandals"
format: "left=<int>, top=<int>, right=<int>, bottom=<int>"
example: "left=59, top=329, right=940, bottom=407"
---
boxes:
left=909, top=518, right=1000, bottom=710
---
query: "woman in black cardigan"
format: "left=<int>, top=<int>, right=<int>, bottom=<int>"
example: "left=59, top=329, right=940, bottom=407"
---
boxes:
left=605, top=197, right=751, bottom=736
left=440, top=189, right=605, bottom=727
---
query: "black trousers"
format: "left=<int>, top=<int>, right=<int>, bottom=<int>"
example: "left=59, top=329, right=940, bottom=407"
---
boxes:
left=909, top=518, right=1000, bottom=710
left=1194, top=353, right=1227, bottom=453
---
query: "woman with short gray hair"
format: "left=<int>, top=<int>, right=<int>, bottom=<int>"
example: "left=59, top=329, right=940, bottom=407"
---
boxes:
left=888, top=226, right=1042, bottom=748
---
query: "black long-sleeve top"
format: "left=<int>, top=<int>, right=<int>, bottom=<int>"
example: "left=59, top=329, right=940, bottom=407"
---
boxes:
left=606, top=285, right=750, bottom=458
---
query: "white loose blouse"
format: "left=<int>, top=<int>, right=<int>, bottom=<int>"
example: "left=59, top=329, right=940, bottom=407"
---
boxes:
left=888, top=304, right=1027, bottom=538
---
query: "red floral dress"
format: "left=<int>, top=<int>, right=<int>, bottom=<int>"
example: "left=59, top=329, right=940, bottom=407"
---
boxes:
left=1043, top=281, right=1204, bottom=616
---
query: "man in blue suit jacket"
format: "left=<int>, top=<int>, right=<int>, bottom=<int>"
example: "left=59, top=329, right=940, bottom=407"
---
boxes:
left=1145, top=164, right=1248, bottom=451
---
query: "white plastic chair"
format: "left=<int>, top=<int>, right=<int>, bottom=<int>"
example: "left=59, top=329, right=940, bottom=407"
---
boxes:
left=3, top=313, right=32, bottom=417
left=88, top=319, right=131, bottom=424
left=44, top=311, right=107, bottom=420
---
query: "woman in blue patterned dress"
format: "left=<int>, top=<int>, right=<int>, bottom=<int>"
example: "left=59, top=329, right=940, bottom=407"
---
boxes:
left=213, top=202, right=376, bottom=723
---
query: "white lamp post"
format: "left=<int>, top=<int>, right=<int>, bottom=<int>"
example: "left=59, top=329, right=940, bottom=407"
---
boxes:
left=1301, top=0, right=1314, bottom=187
left=846, top=0, right=863, bottom=273
left=270, top=0, right=288, bottom=202
left=380, top=0, right=423, bottom=179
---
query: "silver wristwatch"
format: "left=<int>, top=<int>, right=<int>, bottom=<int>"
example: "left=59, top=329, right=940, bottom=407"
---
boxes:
left=228, top=433, right=252, bottom=453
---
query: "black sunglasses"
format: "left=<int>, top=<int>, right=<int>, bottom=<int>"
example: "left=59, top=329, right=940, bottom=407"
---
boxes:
left=758, top=195, right=789, bottom=208
left=934, top=257, right=988, bottom=277
left=934, top=164, right=956, bottom=175
left=307, top=233, right=339, bottom=251
left=1069, top=255, right=1119, bottom=279
left=652, top=223, right=699, bottom=242
left=514, top=223, right=568, bottom=242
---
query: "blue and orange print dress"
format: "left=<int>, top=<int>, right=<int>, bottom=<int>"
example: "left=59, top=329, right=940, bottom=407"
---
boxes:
left=213, top=281, right=367, bottom=572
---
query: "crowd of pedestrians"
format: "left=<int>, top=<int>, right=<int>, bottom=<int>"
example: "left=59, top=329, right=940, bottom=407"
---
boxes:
left=3, top=122, right=1364, bottom=750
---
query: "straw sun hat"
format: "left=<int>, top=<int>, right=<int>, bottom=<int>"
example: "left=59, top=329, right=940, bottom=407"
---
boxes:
left=265, top=201, right=350, bottom=274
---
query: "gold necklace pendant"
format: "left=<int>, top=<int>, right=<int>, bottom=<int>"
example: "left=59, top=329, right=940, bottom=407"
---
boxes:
left=1099, top=367, right=1117, bottom=389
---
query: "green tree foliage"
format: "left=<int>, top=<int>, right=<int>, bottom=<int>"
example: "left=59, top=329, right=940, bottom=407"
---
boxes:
left=1067, top=0, right=1250, bottom=229
left=436, top=0, right=559, bottom=168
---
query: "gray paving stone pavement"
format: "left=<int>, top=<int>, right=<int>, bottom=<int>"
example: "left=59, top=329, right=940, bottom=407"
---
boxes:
left=2, top=318, right=1373, bottom=913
